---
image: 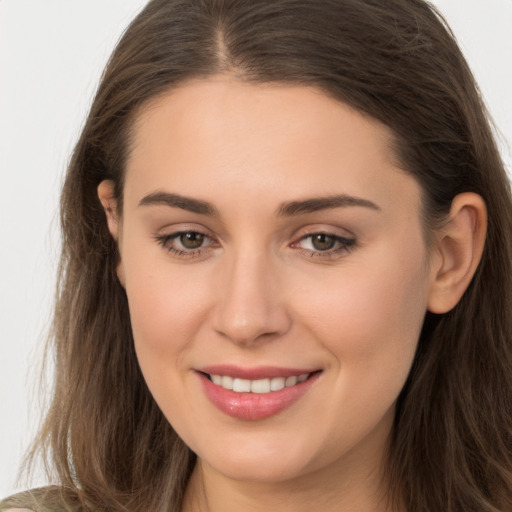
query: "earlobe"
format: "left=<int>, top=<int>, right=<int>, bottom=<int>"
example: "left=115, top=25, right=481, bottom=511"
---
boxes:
left=427, top=193, right=487, bottom=314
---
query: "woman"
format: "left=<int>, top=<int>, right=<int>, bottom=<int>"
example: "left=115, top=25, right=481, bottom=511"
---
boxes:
left=2, top=0, right=511, bottom=511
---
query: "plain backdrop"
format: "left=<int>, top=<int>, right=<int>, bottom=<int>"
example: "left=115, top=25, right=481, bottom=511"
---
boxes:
left=1, top=0, right=511, bottom=498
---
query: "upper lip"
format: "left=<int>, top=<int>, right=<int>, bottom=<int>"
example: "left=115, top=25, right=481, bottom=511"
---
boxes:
left=197, top=365, right=320, bottom=380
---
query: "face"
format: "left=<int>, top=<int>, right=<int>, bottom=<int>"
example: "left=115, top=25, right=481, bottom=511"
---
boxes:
left=109, top=78, right=436, bottom=485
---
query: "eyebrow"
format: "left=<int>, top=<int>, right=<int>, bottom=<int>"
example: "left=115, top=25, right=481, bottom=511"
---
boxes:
left=139, top=192, right=219, bottom=215
left=138, top=191, right=380, bottom=216
left=276, top=195, right=381, bottom=216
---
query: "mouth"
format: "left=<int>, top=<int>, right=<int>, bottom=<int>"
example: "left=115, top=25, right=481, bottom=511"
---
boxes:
left=196, top=367, right=322, bottom=420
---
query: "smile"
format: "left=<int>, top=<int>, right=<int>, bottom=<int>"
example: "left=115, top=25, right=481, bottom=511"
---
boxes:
left=208, top=373, right=310, bottom=393
left=197, top=367, right=322, bottom=420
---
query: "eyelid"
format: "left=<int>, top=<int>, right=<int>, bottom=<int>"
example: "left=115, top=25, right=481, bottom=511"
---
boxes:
left=290, top=224, right=355, bottom=245
left=153, top=222, right=220, bottom=242
left=292, top=232, right=355, bottom=248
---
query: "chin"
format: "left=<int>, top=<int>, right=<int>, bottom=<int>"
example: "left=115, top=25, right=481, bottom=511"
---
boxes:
left=208, top=457, right=311, bottom=484
left=195, top=434, right=323, bottom=484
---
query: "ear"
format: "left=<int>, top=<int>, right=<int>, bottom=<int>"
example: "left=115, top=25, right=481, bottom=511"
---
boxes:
left=98, top=180, right=125, bottom=286
left=98, top=180, right=120, bottom=240
left=427, top=192, right=487, bottom=314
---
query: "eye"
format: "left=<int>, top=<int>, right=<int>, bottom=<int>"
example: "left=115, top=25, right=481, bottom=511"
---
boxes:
left=292, top=232, right=355, bottom=258
left=155, top=230, right=217, bottom=258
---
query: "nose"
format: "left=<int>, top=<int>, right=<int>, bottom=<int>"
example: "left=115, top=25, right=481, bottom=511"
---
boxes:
left=212, top=250, right=291, bottom=347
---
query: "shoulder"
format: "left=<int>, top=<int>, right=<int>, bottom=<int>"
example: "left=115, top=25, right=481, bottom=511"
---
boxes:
left=0, top=487, right=83, bottom=512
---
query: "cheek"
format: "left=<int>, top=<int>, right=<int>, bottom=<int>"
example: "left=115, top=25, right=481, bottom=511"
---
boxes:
left=121, top=257, right=216, bottom=432
left=293, top=241, right=429, bottom=383
left=292, top=245, right=429, bottom=450
left=120, top=241, right=211, bottom=373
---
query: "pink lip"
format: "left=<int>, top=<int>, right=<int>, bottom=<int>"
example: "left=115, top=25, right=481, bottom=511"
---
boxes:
left=196, top=367, right=321, bottom=421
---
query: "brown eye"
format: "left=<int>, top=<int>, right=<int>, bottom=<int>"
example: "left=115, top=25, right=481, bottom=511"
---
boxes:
left=311, top=233, right=336, bottom=251
left=179, top=232, right=205, bottom=249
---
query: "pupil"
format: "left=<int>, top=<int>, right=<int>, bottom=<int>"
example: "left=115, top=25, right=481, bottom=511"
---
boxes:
left=312, top=234, right=335, bottom=251
left=180, top=232, right=204, bottom=249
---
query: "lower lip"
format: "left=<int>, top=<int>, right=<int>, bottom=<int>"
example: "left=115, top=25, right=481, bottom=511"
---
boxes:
left=198, top=372, right=320, bottom=421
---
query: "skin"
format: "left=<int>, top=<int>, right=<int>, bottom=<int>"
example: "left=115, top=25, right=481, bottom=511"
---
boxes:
left=99, top=77, right=486, bottom=512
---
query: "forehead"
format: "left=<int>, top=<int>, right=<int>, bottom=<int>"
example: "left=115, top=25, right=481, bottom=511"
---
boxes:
left=124, top=77, right=419, bottom=218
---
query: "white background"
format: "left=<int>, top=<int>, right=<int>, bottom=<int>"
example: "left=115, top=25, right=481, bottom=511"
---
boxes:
left=1, top=0, right=511, bottom=498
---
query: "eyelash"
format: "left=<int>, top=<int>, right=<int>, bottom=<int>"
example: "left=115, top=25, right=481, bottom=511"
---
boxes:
left=154, top=230, right=356, bottom=260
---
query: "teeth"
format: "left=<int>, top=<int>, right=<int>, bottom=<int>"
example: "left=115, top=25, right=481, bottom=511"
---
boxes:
left=270, top=377, right=285, bottom=391
left=251, top=378, right=271, bottom=393
left=221, top=375, right=233, bottom=390
left=233, top=378, right=251, bottom=393
left=285, top=376, right=297, bottom=387
left=209, top=373, right=311, bottom=393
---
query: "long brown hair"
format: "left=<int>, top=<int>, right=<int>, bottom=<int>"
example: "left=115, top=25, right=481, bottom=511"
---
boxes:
left=7, top=0, right=512, bottom=510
